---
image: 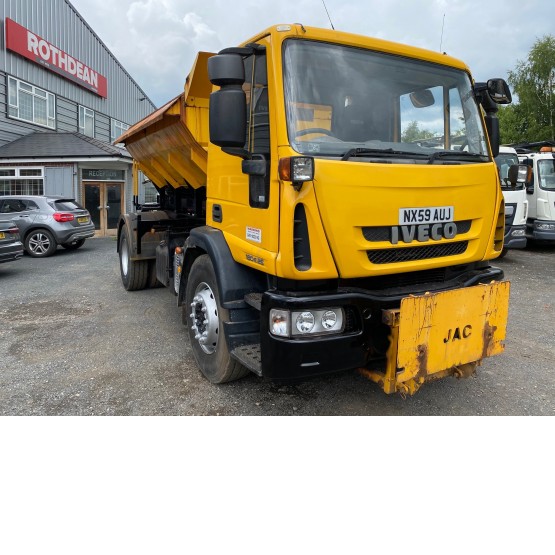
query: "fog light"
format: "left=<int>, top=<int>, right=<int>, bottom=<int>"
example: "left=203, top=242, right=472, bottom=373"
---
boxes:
left=511, top=229, right=525, bottom=236
left=296, top=311, right=315, bottom=334
left=270, top=309, right=289, bottom=337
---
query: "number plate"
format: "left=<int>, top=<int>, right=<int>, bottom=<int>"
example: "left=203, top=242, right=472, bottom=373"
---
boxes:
left=399, top=206, right=454, bottom=225
left=0, top=232, right=5, bottom=239
left=77, top=216, right=89, bottom=224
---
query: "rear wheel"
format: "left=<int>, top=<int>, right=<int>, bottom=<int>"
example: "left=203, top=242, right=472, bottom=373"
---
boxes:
left=119, top=226, right=148, bottom=290
left=185, top=254, right=248, bottom=383
left=61, top=239, right=86, bottom=250
left=25, top=229, right=57, bottom=257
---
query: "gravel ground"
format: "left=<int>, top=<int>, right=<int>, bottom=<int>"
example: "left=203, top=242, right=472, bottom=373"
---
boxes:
left=0, top=236, right=554, bottom=415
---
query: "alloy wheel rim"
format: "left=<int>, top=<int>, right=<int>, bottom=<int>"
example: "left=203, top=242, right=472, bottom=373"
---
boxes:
left=189, top=281, right=219, bottom=354
left=28, top=233, right=51, bottom=255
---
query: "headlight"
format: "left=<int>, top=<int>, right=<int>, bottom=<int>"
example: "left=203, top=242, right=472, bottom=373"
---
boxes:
left=295, top=312, right=315, bottom=333
left=504, top=204, right=515, bottom=217
left=269, top=307, right=345, bottom=337
left=278, top=156, right=314, bottom=184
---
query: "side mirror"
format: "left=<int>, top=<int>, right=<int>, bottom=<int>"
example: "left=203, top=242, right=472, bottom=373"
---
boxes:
left=208, top=54, right=247, bottom=148
left=208, top=54, right=245, bottom=86
left=487, top=79, right=512, bottom=105
left=209, top=89, right=247, bottom=147
left=508, top=164, right=531, bottom=186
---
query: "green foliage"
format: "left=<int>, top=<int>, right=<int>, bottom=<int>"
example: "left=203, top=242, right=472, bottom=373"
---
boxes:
left=504, top=35, right=555, bottom=143
left=402, top=121, right=436, bottom=142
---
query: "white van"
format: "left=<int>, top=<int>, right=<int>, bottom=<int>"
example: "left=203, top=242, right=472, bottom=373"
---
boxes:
left=515, top=142, right=555, bottom=242
left=495, top=146, right=528, bottom=253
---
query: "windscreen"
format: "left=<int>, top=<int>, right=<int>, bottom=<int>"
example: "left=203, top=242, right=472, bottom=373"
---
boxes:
left=283, top=39, right=489, bottom=162
left=538, top=159, right=555, bottom=190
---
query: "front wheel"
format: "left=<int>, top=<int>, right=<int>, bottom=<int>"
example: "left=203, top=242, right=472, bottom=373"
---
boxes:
left=25, top=229, right=57, bottom=257
left=185, top=254, right=248, bottom=383
left=119, top=226, right=148, bottom=290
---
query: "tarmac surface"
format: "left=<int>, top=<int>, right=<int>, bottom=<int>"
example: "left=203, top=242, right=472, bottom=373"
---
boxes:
left=0, top=236, right=554, bottom=415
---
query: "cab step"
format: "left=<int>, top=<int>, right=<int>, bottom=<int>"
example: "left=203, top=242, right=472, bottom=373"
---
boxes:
left=244, top=293, right=262, bottom=311
left=231, top=343, right=262, bottom=376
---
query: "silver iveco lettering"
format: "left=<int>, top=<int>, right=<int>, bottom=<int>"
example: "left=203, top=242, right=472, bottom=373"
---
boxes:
left=390, top=222, right=459, bottom=245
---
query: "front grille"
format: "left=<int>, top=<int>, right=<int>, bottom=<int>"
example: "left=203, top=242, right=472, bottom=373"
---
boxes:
left=367, top=241, right=468, bottom=264
left=362, top=220, right=472, bottom=242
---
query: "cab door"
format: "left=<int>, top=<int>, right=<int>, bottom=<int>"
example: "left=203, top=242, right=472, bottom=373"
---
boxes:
left=207, top=37, right=280, bottom=272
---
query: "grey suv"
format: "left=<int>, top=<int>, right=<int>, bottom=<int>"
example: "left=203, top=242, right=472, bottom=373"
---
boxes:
left=0, top=195, right=95, bottom=257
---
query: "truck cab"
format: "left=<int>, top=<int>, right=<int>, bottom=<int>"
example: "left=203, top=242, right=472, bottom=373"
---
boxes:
left=494, top=145, right=528, bottom=253
left=516, top=142, right=555, bottom=242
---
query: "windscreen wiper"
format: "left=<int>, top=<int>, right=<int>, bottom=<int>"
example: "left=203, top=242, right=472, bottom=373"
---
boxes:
left=427, top=151, right=489, bottom=164
left=341, top=147, right=429, bottom=161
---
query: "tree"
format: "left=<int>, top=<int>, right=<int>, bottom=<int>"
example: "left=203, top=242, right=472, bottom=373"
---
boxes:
left=402, top=121, right=435, bottom=143
left=505, top=35, right=555, bottom=143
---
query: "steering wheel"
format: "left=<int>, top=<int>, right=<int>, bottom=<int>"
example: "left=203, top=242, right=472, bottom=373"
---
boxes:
left=294, top=128, right=335, bottom=138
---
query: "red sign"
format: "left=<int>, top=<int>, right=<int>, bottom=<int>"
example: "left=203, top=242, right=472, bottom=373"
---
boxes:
left=5, top=18, right=108, bottom=98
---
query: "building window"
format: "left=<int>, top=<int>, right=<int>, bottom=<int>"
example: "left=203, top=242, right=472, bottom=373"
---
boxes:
left=143, top=180, right=159, bottom=203
left=79, top=106, right=95, bottom=137
left=8, top=77, right=55, bottom=129
left=111, top=118, right=129, bottom=143
left=0, top=167, right=44, bottom=195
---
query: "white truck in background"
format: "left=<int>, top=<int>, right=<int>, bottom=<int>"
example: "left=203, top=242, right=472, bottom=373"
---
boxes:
left=494, top=145, right=528, bottom=255
left=513, top=142, right=555, bottom=243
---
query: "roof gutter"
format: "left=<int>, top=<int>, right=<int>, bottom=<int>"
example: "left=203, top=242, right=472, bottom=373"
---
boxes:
left=0, top=156, right=133, bottom=164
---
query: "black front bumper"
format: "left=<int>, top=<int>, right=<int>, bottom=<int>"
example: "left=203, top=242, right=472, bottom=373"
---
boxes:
left=257, top=264, right=505, bottom=381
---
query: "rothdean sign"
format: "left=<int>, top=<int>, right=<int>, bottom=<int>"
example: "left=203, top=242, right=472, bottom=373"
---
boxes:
left=5, top=18, right=108, bottom=98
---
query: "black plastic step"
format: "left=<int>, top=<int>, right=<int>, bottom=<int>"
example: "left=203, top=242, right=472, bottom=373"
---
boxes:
left=231, top=344, right=262, bottom=375
left=244, top=293, right=262, bottom=311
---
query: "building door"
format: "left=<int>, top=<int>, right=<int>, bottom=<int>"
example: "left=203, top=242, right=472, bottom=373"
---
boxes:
left=83, top=182, right=123, bottom=236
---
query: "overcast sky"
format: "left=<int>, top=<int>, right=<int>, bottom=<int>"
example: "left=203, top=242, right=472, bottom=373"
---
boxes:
left=69, top=0, right=555, bottom=108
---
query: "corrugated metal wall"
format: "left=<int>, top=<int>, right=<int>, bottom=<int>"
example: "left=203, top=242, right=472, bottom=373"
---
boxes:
left=1, top=0, right=156, bottom=121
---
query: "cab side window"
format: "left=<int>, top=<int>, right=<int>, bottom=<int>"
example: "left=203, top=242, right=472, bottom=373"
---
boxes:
left=243, top=52, right=270, bottom=208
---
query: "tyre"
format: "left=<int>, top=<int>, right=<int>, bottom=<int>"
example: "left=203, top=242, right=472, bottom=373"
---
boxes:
left=498, top=247, right=509, bottom=259
left=185, top=254, right=249, bottom=383
left=25, top=229, right=57, bottom=257
left=119, top=226, right=148, bottom=291
left=61, top=239, right=86, bottom=250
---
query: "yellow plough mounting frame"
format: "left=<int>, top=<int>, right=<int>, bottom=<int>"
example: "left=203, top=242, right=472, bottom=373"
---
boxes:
left=360, top=281, right=511, bottom=395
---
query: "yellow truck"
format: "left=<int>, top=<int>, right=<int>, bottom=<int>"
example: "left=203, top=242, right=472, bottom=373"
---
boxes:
left=116, top=24, right=512, bottom=394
